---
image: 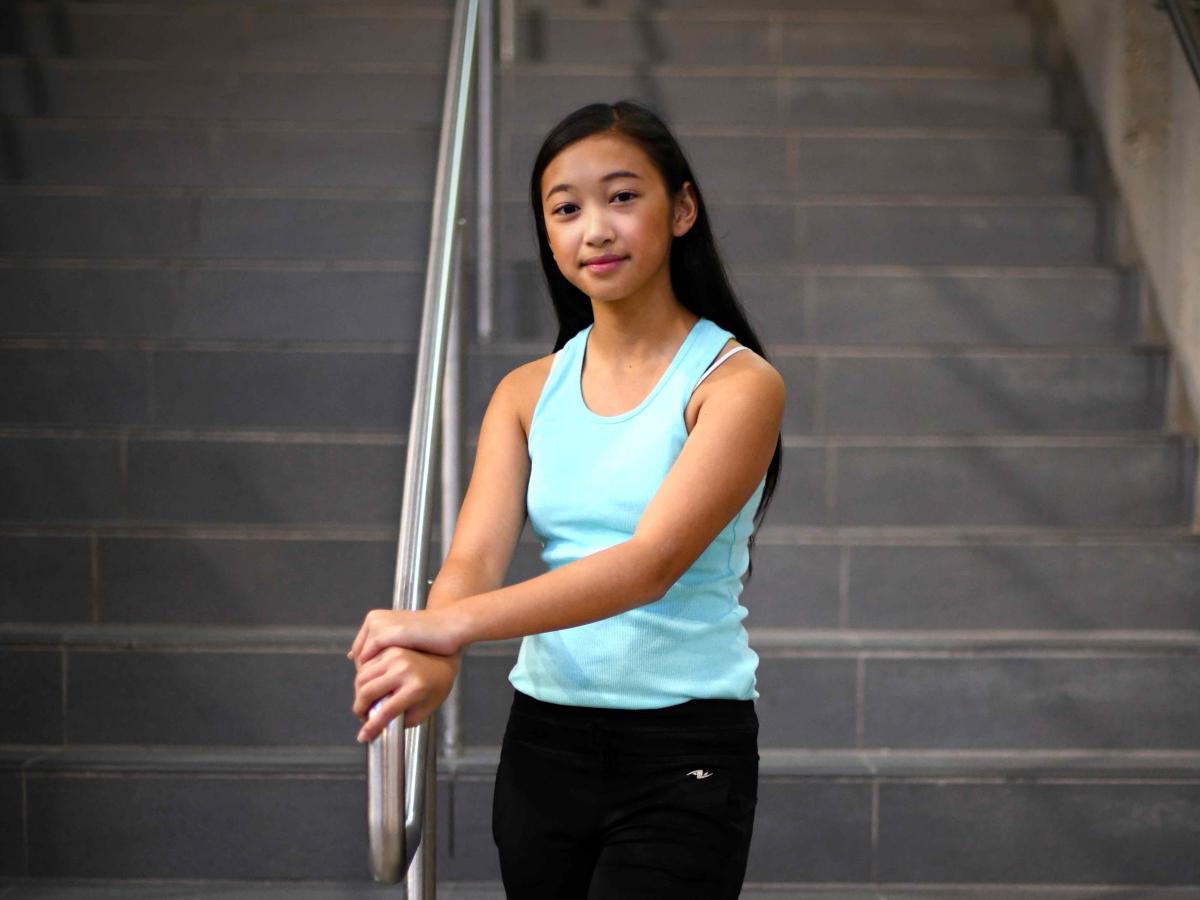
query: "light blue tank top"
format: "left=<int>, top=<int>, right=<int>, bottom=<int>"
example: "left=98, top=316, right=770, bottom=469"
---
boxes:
left=510, top=315, right=764, bottom=709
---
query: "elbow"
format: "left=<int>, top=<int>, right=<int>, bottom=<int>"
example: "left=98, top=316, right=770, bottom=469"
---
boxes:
left=627, top=539, right=680, bottom=602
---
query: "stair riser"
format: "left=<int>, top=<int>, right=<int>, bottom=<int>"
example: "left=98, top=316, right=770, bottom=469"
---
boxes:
left=17, top=10, right=1035, bottom=68
left=536, top=0, right=1025, bottom=9
left=0, top=68, right=1049, bottom=127
left=1, top=195, right=1100, bottom=265
left=3, top=768, right=1198, bottom=884
left=736, top=270, right=1139, bottom=346
left=5, top=645, right=1199, bottom=750
left=0, top=347, right=1167, bottom=433
left=529, top=19, right=1037, bottom=68
left=3, top=437, right=1189, bottom=527
left=0, top=67, right=445, bottom=123
left=747, top=541, right=1200, bottom=631
left=17, top=8, right=455, bottom=67
left=505, top=73, right=1052, bottom=129
left=510, top=132, right=1075, bottom=196
left=0, top=266, right=1135, bottom=346
left=7, top=123, right=1073, bottom=196
left=6, top=535, right=1199, bottom=632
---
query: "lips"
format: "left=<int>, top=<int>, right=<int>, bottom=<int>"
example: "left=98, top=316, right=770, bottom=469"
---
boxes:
left=584, top=255, right=628, bottom=270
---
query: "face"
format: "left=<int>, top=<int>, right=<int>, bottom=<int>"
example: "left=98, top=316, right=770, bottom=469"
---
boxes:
left=540, top=132, right=696, bottom=305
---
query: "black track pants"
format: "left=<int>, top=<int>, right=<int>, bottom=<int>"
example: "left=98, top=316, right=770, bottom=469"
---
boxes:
left=491, top=687, right=759, bottom=899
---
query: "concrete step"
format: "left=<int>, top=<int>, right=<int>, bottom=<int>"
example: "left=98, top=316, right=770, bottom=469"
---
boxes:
left=4, top=623, right=1200, bottom=751
left=15, top=3, right=456, bottom=66
left=0, top=59, right=1053, bottom=127
left=461, top=632, right=1200, bottom=750
left=5, top=886, right=1200, bottom=900
left=0, top=59, right=447, bottom=124
left=0, top=339, right=1171, bottom=433
left=3, top=524, right=1199, bottom=632
left=3, top=118, right=445, bottom=191
left=0, top=261, right=1137, bottom=346
left=531, top=0, right=1026, bottom=11
left=510, top=126, right=1081, bottom=196
left=15, top=5, right=1037, bottom=68
left=501, top=64, right=1053, bottom=129
left=5, top=118, right=1080, bottom=196
left=501, top=195, right=1103, bottom=266
left=2, top=745, right=1199, bottom=883
left=1, top=427, right=1192, bottom=528
left=0, top=187, right=1103, bottom=265
left=516, top=12, right=1037, bottom=69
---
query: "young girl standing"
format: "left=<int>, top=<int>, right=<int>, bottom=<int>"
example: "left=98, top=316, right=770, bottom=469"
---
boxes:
left=348, top=100, right=785, bottom=899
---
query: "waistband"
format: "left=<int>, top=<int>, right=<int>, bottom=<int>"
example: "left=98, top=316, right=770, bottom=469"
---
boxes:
left=510, top=687, right=756, bottom=725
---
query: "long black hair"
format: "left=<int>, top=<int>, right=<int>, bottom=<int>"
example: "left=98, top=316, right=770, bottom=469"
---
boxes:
left=527, top=99, right=782, bottom=583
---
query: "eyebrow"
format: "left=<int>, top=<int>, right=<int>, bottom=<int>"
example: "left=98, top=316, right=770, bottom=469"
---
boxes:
left=544, top=170, right=643, bottom=201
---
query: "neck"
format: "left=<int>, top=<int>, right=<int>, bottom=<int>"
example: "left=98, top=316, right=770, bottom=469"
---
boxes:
left=586, top=300, right=698, bottom=368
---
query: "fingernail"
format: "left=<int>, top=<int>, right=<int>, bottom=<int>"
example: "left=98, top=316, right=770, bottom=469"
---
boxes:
left=357, top=731, right=366, bottom=743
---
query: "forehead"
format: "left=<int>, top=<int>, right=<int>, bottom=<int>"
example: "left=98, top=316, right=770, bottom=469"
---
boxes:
left=541, top=134, right=656, bottom=196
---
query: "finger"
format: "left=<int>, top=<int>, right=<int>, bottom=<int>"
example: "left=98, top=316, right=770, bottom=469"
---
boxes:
left=357, top=687, right=416, bottom=743
left=348, top=610, right=378, bottom=660
left=359, top=626, right=401, bottom=666
left=353, top=651, right=399, bottom=693
left=352, top=665, right=407, bottom=721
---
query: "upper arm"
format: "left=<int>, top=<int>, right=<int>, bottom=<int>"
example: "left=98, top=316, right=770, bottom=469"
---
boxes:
left=441, top=365, right=534, bottom=589
left=631, top=359, right=785, bottom=593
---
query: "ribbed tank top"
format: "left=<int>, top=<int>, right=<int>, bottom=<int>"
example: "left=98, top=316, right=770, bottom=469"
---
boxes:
left=510, top=315, right=764, bottom=709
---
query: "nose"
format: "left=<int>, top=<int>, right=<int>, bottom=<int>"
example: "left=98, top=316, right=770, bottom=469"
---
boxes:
left=582, top=206, right=615, bottom=246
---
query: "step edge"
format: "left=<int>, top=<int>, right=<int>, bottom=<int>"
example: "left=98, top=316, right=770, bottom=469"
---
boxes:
left=3, top=623, right=1199, bottom=654
left=5, top=744, right=1200, bottom=779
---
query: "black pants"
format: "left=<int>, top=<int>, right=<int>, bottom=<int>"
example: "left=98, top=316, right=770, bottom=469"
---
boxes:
left=491, top=687, right=759, bottom=899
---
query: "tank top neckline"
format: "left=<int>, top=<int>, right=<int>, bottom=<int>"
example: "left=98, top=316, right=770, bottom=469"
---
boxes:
left=576, top=316, right=706, bottom=424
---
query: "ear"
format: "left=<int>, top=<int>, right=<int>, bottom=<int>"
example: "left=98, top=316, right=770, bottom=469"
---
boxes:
left=672, top=181, right=698, bottom=238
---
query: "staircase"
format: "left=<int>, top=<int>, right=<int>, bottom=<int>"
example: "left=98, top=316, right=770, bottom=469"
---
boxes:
left=2, top=0, right=1200, bottom=896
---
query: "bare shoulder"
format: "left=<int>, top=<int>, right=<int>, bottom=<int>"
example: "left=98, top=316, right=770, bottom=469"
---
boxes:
left=693, top=339, right=786, bottom=419
left=683, top=338, right=783, bottom=435
left=497, top=351, right=557, bottom=439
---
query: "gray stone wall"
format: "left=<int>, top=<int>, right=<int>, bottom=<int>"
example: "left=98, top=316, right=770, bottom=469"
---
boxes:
left=1052, top=1, right=1200, bottom=512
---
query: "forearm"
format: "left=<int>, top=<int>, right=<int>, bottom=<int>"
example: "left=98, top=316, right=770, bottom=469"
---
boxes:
left=452, top=539, right=666, bottom=647
left=424, top=557, right=504, bottom=664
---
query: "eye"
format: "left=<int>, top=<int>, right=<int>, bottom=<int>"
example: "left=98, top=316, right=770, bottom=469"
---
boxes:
left=550, top=191, right=637, bottom=218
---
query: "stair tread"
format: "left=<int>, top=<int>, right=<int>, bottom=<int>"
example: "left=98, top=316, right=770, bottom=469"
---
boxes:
left=5, top=882, right=1197, bottom=900
left=5, top=745, right=1200, bottom=778
left=2, top=521, right=1196, bottom=542
left=7, top=2, right=1032, bottom=22
left=4, top=623, right=1199, bottom=653
left=7, top=115, right=1069, bottom=138
left=0, top=337, right=1170, bottom=355
left=0, top=184, right=1103, bottom=204
left=1, top=424, right=1192, bottom=445
left=0, top=57, right=1046, bottom=77
left=0, top=257, right=1131, bottom=274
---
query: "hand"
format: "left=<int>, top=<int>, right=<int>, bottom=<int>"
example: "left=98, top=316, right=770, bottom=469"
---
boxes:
left=351, top=644, right=461, bottom=742
left=347, top=606, right=466, bottom=665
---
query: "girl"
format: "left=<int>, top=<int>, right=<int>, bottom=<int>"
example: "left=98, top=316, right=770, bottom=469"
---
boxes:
left=348, top=99, right=785, bottom=899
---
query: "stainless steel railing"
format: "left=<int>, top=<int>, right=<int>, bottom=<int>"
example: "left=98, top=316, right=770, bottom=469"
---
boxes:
left=366, top=0, right=500, bottom=891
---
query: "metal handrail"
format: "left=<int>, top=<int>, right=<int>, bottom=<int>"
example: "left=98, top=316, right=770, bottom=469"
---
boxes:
left=1158, top=0, right=1200, bottom=90
left=366, top=0, right=487, bottom=890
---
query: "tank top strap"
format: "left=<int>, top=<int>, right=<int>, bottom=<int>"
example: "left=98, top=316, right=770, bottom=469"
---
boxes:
left=527, top=325, right=589, bottom=444
left=674, top=317, right=738, bottom=394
